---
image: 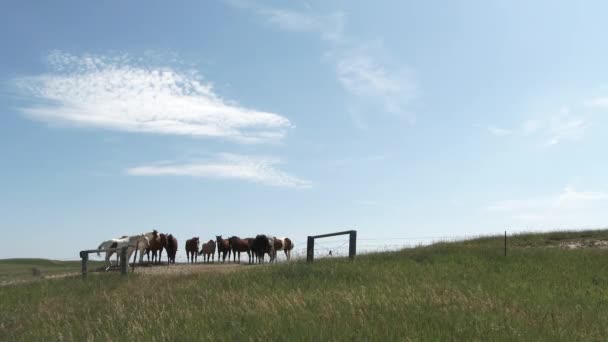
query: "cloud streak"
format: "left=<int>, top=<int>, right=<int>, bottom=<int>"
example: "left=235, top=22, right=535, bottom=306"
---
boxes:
left=229, top=2, right=416, bottom=121
left=487, top=107, right=587, bottom=146
left=485, top=187, right=608, bottom=224
left=127, top=154, right=312, bottom=189
left=14, top=51, right=292, bottom=143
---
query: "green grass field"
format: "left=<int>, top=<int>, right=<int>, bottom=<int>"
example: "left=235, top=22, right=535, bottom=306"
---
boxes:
left=2, top=230, right=608, bottom=340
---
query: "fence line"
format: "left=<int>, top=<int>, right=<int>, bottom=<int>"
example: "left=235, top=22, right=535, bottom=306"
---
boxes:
left=82, top=232, right=507, bottom=264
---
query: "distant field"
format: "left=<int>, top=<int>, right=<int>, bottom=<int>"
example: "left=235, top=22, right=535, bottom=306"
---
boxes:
left=0, top=258, right=104, bottom=285
left=2, top=230, right=608, bottom=340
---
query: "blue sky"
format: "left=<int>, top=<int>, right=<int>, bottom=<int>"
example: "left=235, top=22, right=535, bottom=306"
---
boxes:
left=2, top=1, right=608, bottom=259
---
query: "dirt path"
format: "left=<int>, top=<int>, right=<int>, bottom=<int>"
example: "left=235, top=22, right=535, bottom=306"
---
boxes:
left=0, top=262, right=255, bottom=287
left=132, top=262, right=250, bottom=275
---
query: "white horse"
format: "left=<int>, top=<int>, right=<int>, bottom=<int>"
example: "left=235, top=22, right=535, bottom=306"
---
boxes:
left=98, top=234, right=150, bottom=268
left=98, top=236, right=128, bottom=268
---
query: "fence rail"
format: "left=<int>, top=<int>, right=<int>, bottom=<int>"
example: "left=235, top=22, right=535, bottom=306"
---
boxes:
left=79, top=246, right=130, bottom=277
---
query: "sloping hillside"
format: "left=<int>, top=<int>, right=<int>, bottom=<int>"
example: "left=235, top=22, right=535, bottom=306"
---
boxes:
left=2, top=230, right=608, bottom=340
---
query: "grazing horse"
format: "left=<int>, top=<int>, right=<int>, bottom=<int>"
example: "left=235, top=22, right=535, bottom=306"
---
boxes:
left=98, top=234, right=150, bottom=268
left=251, top=235, right=275, bottom=264
left=216, top=236, right=231, bottom=263
left=166, top=234, right=178, bottom=264
left=98, top=234, right=149, bottom=268
left=228, top=236, right=252, bottom=264
left=273, top=237, right=294, bottom=262
left=146, top=230, right=168, bottom=264
left=98, top=237, right=124, bottom=268
left=199, top=240, right=216, bottom=263
left=185, top=237, right=200, bottom=263
left=122, top=234, right=150, bottom=265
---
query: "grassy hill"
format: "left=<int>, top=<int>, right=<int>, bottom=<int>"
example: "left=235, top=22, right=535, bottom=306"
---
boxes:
left=2, top=230, right=608, bottom=340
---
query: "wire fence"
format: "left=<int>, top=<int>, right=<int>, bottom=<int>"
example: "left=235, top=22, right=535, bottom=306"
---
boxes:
left=79, top=233, right=503, bottom=264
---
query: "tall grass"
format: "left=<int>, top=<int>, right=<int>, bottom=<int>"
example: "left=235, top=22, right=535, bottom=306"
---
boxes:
left=2, top=231, right=608, bottom=340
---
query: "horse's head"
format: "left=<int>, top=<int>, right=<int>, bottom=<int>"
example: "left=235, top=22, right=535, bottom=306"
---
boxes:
left=216, top=235, right=222, bottom=242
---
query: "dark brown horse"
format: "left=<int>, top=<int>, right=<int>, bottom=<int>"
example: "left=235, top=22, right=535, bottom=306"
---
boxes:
left=166, top=234, right=178, bottom=264
left=146, top=230, right=168, bottom=264
left=228, top=236, right=252, bottom=264
left=199, top=240, right=216, bottom=263
left=251, top=235, right=274, bottom=264
left=185, top=237, right=200, bottom=263
left=216, top=235, right=231, bottom=263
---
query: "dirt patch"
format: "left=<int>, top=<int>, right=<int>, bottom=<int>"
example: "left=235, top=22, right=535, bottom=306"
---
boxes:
left=131, top=262, right=251, bottom=276
left=558, top=239, right=608, bottom=249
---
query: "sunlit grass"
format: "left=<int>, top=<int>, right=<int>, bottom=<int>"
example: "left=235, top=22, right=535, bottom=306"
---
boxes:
left=2, top=230, right=608, bottom=340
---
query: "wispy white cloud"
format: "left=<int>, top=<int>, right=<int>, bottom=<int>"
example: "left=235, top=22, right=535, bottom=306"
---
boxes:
left=485, top=186, right=608, bottom=224
left=227, top=2, right=416, bottom=122
left=330, top=153, right=392, bottom=168
left=259, top=7, right=345, bottom=42
left=127, top=153, right=312, bottom=189
left=487, top=126, right=512, bottom=137
left=487, top=107, right=587, bottom=146
left=585, top=97, right=608, bottom=109
left=330, top=43, right=416, bottom=115
left=14, top=51, right=292, bottom=143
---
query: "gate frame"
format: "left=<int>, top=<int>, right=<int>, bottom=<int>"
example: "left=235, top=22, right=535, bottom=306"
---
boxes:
left=306, top=230, right=356, bottom=263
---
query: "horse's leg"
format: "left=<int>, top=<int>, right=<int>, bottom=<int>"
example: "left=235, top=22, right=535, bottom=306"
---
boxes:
left=105, top=253, right=111, bottom=270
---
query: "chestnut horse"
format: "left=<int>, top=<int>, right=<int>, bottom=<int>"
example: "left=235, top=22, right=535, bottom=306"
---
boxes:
left=166, top=234, right=178, bottom=264
left=228, top=236, right=252, bottom=264
left=185, top=237, right=200, bottom=263
left=216, top=236, right=231, bottom=263
left=146, top=230, right=168, bottom=264
left=273, top=237, right=294, bottom=262
left=199, top=240, right=216, bottom=263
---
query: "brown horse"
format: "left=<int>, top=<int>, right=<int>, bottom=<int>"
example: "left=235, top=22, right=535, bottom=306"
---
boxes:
left=245, top=238, right=255, bottom=263
left=166, top=234, right=178, bottom=264
left=199, top=240, right=216, bottom=263
left=228, top=236, right=252, bottom=264
left=216, top=236, right=231, bottom=263
left=185, top=237, right=200, bottom=263
left=146, top=230, right=168, bottom=264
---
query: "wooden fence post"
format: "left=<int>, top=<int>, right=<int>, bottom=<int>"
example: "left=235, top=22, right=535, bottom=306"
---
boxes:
left=80, top=251, right=88, bottom=278
left=306, top=236, right=314, bottom=263
left=120, top=247, right=128, bottom=275
left=349, top=230, right=357, bottom=260
left=504, top=231, right=507, bottom=257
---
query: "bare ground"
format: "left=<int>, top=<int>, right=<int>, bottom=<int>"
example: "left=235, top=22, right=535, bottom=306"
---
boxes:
left=0, top=262, right=255, bottom=287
